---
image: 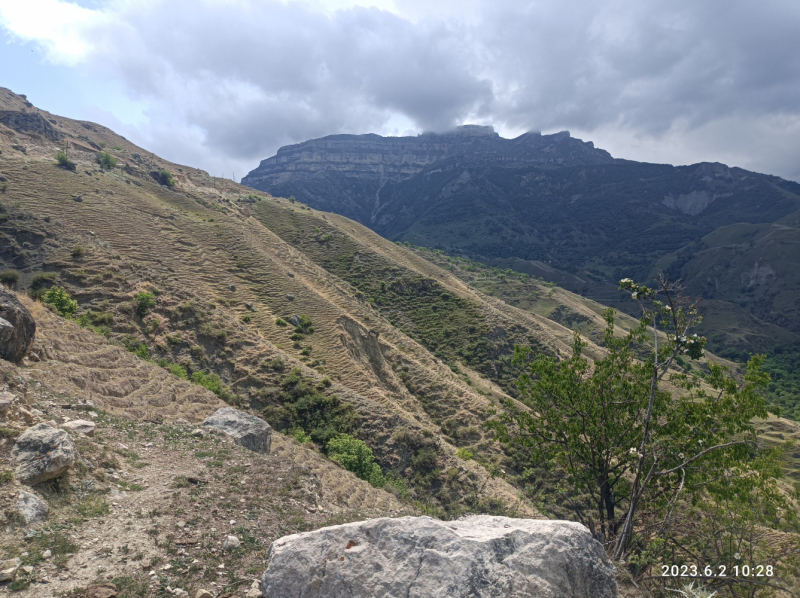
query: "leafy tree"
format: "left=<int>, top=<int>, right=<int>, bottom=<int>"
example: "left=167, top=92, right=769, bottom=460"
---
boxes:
left=327, top=434, right=385, bottom=487
left=156, top=168, right=176, bottom=187
left=43, top=286, right=78, bottom=317
left=489, top=275, right=797, bottom=593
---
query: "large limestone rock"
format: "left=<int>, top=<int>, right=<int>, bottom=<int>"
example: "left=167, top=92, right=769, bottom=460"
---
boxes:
left=202, top=407, right=271, bottom=454
left=261, top=515, right=617, bottom=598
left=16, top=490, right=49, bottom=525
left=12, top=423, right=78, bottom=484
left=0, top=287, right=36, bottom=363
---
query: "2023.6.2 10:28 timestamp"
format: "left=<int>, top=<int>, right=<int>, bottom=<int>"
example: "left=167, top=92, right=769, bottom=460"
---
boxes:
left=662, top=565, right=774, bottom=578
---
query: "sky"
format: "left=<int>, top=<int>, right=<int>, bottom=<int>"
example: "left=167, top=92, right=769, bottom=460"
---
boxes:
left=1, top=0, right=799, bottom=182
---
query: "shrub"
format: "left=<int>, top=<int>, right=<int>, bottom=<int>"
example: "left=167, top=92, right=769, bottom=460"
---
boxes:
left=327, top=434, right=384, bottom=487
left=55, top=151, right=75, bottom=171
left=159, top=361, right=188, bottom=379
left=43, top=286, right=78, bottom=317
left=71, top=245, right=85, bottom=258
left=275, top=318, right=287, bottom=326
left=242, top=314, right=251, bottom=323
left=96, top=151, right=117, bottom=170
left=456, top=447, right=473, bottom=461
left=156, top=168, right=176, bottom=187
left=134, top=291, right=156, bottom=317
left=30, top=272, right=56, bottom=290
left=293, top=314, right=314, bottom=334
left=191, top=371, right=238, bottom=405
left=288, top=195, right=297, bottom=203
left=0, top=269, right=20, bottom=288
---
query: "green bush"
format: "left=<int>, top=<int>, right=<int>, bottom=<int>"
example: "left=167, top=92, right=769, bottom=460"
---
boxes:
left=261, top=368, right=358, bottom=446
left=293, top=314, right=314, bottom=334
left=43, top=286, right=78, bottom=317
left=96, top=151, right=117, bottom=170
left=134, top=291, right=156, bottom=317
left=275, top=318, right=287, bottom=326
left=55, top=151, right=75, bottom=171
left=191, top=371, right=238, bottom=404
left=157, top=168, right=176, bottom=187
left=71, top=245, right=85, bottom=258
left=0, top=269, right=20, bottom=288
left=456, top=447, right=473, bottom=461
left=327, top=434, right=384, bottom=487
left=159, top=361, right=188, bottom=379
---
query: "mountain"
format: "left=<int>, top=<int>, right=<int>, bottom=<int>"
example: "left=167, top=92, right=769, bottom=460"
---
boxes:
left=243, top=129, right=800, bottom=359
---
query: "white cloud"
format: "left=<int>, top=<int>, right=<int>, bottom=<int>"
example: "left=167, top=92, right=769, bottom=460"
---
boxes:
left=1, top=0, right=799, bottom=181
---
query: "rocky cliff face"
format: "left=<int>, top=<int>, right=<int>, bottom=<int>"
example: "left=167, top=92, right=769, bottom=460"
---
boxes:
left=242, top=127, right=613, bottom=223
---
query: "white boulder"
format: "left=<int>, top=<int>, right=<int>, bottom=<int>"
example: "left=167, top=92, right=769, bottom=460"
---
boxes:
left=16, top=490, right=49, bottom=525
left=261, top=515, right=616, bottom=598
left=62, top=419, right=96, bottom=436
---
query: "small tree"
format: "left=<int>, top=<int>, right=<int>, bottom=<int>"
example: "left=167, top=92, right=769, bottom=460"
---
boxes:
left=327, top=434, right=384, bottom=487
left=157, top=168, right=175, bottom=187
left=43, top=286, right=78, bottom=317
left=489, top=275, right=795, bottom=592
left=134, top=291, right=156, bottom=317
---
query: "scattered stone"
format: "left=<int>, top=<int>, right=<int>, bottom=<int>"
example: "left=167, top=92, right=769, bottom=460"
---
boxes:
left=12, top=423, right=78, bottom=484
left=195, top=591, right=213, bottom=598
left=287, top=271, right=295, bottom=277
left=202, top=407, right=272, bottom=454
left=0, top=390, right=13, bottom=413
left=285, top=294, right=294, bottom=300
left=27, top=351, right=40, bottom=362
left=223, top=535, right=240, bottom=550
left=42, top=549, right=52, bottom=559
left=16, top=490, right=49, bottom=525
left=0, top=286, right=37, bottom=362
left=74, top=194, right=83, bottom=202
left=19, top=406, right=35, bottom=424
left=62, top=419, right=96, bottom=436
left=84, top=582, right=118, bottom=598
left=0, top=557, right=21, bottom=582
left=229, top=284, right=236, bottom=291
left=288, top=314, right=301, bottom=327
left=190, top=428, right=205, bottom=437
left=261, top=515, right=617, bottom=598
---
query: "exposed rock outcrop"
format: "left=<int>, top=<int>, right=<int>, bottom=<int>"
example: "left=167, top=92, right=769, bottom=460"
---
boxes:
left=12, top=423, right=78, bottom=484
left=202, top=407, right=272, bottom=454
left=0, top=287, right=36, bottom=363
left=260, top=515, right=617, bottom=598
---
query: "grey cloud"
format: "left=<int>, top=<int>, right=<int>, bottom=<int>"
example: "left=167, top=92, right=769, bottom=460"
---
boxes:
left=62, top=0, right=800, bottom=180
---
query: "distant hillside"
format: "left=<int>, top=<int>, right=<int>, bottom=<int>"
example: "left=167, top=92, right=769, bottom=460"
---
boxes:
left=243, top=129, right=800, bottom=358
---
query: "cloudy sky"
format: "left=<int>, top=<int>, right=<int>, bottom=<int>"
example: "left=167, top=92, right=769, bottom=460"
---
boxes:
left=1, top=0, right=799, bottom=182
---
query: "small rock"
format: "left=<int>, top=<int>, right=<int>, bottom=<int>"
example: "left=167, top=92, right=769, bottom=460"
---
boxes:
left=19, top=406, right=35, bottom=424
left=285, top=294, right=294, bottom=301
left=0, top=391, right=13, bottom=413
left=190, top=428, right=205, bottom=437
left=84, top=582, right=118, bottom=598
left=223, top=535, right=240, bottom=550
left=287, top=272, right=295, bottom=278
left=17, top=490, right=49, bottom=525
left=62, top=419, right=96, bottom=436
left=74, top=194, right=83, bottom=202
left=288, top=314, right=301, bottom=327
left=229, top=284, right=236, bottom=291
left=245, top=588, right=261, bottom=598
left=195, top=590, right=213, bottom=598
left=21, top=565, right=33, bottom=574
left=42, top=549, right=52, bottom=559
left=0, top=557, right=21, bottom=582
left=12, top=423, right=78, bottom=484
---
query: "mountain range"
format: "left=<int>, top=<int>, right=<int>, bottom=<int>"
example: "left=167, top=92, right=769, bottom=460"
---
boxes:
left=243, top=127, right=800, bottom=362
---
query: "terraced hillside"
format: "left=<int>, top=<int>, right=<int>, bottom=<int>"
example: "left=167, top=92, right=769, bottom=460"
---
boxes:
left=0, top=87, right=601, bottom=516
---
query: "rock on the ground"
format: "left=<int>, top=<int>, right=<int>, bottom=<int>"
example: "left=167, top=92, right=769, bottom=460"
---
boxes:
left=0, top=287, right=36, bottom=363
left=12, top=423, right=78, bottom=484
left=195, top=590, right=213, bottom=598
left=223, top=535, right=240, bottom=550
left=0, top=557, right=21, bottom=582
left=84, top=582, right=118, bottom=598
left=0, top=390, right=13, bottom=413
left=62, top=419, right=96, bottom=436
left=261, top=515, right=617, bottom=598
left=202, top=407, right=271, bottom=454
left=16, top=490, right=49, bottom=525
